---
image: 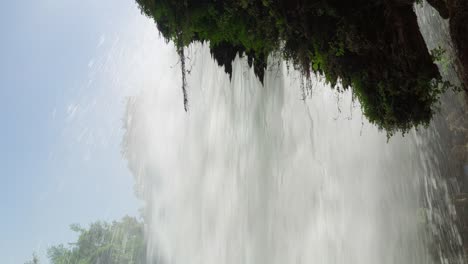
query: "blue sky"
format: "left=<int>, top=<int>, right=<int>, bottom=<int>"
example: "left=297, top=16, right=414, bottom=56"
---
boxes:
left=0, top=0, right=157, bottom=262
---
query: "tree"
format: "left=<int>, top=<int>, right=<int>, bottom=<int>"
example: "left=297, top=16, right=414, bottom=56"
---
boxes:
left=47, top=216, right=146, bottom=264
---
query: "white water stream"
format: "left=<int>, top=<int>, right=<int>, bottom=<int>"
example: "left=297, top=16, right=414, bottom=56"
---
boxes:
left=121, top=4, right=464, bottom=264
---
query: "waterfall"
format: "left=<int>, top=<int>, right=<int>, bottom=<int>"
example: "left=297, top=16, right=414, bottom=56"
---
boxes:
left=121, top=40, right=463, bottom=263
left=119, top=3, right=467, bottom=262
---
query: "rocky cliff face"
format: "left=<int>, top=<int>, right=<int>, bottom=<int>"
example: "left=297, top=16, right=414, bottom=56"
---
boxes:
left=135, top=0, right=463, bottom=133
left=447, top=0, right=468, bottom=89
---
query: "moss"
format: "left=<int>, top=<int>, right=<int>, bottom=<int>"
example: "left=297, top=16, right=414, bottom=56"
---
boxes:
left=135, top=0, right=458, bottom=135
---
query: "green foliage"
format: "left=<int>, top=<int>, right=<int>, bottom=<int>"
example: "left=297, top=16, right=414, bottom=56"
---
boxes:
left=135, top=0, right=457, bottom=135
left=47, top=216, right=146, bottom=264
left=431, top=46, right=446, bottom=62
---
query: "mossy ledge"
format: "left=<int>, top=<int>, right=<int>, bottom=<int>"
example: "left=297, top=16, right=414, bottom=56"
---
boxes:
left=136, top=0, right=461, bottom=136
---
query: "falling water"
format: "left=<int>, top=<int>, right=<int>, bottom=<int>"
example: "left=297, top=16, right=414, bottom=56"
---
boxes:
left=121, top=4, right=464, bottom=264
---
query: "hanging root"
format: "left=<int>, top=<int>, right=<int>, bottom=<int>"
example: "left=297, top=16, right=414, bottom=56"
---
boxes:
left=177, top=42, right=189, bottom=112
